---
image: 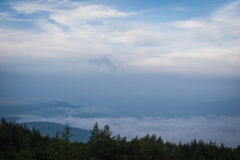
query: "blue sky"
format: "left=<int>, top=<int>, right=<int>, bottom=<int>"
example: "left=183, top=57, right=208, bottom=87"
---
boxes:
left=0, top=0, right=240, bottom=147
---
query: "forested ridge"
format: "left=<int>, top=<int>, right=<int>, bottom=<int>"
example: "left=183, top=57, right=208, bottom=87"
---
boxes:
left=0, top=117, right=240, bottom=160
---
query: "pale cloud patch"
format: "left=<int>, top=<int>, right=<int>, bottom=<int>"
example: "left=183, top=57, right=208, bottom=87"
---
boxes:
left=0, top=12, right=11, bottom=20
left=212, top=0, right=240, bottom=25
left=107, top=29, right=165, bottom=46
left=170, top=1, right=240, bottom=38
left=129, top=46, right=240, bottom=75
left=37, top=20, right=62, bottom=32
left=49, top=5, right=134, bottom=29
left=10, top=0, right=135, bottom=30
left=173, top=6, right=189, bottom=11
left=11, top=2, right=54, bottom=14
left=9, top=0, right=65, bottom=13
left=171, top=20, right=205, bottom=29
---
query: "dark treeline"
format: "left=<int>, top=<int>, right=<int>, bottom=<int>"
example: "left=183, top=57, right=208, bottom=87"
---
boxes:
left=0, top=117, right=240, bottom=160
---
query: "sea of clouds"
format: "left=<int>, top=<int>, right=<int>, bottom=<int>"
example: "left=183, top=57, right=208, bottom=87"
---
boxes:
left=13, top=114, right=240, bottom=148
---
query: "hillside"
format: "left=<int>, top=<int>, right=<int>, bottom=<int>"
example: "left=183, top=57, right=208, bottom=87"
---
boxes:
left=3, top=116, right=90, bottom=142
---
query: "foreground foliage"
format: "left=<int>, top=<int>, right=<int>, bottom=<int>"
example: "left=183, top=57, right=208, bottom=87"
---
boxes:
left=0, top=117, right=240, bottom=160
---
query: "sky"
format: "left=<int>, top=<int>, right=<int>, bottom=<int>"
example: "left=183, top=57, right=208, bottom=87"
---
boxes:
left=0, top=0, right=240, bottom=147
left=0, top=0, right=240, bottom=76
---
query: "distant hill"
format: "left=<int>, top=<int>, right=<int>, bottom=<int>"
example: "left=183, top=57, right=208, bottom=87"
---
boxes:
left=0, top=100, right=83, bottom=117
left=0, top=100, right=109, bottom=118
left=2, top=116, right=91, bottom=143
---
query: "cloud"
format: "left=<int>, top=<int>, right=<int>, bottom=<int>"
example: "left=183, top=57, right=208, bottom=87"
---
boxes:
left=170, top=1, right=240, bottom=38
left=9, top=0, right=135, bottom=29
left=49, top=5, right=133, bottom=29
left=88, top=56, right=116, bottom=69
left=170, top=20, right=204, bottom=29
left=12, top=114, right=240, bottom=148
left=212, top=0, right=240, bottom=24
left=0, top=12, right=11, bottom=20
left=9, top=0, right=63, bottom=13
left=173, top=6, right=189, bottom=11
left=0, top=0, right=240, bottom=76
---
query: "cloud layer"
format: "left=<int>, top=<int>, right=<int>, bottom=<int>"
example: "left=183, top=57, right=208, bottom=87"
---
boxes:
left=2, top=100, right=239, bottom=148
left=13, top=114, right=240, bottom=148
left=0, top=0, right=240, bottom=76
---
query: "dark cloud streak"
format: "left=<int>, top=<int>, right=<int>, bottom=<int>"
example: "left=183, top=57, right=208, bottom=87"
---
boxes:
left=88, top=56, right=116, bottom=69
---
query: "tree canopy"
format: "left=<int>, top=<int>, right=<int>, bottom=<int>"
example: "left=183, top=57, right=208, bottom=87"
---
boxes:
left=0, top=117, right=240, bottom=160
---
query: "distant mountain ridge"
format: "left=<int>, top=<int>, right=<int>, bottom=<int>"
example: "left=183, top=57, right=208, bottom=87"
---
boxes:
left=3, top=116, right=90, bottom=142
left=36, top=100, right=82, bottom=108
left=25, top=121, right=90, bottom=142
left=0, top=100, right=82, bottom=116
left=0, top=100, right=109, bottom=118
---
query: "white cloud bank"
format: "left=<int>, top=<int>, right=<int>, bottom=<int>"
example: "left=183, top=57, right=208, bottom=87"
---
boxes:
left=0, top=0, right=240, bottom=76
left=13, top=114, right=240, bottom=148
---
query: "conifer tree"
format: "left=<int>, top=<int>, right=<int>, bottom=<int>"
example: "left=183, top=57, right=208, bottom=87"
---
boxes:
left=61, top=121, right=73, bottom=160
left=100, top=124, right=115, bottom=160
left=55, top=131, right=60, bottom=140
left=88, top=122, right=101, bottom=159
